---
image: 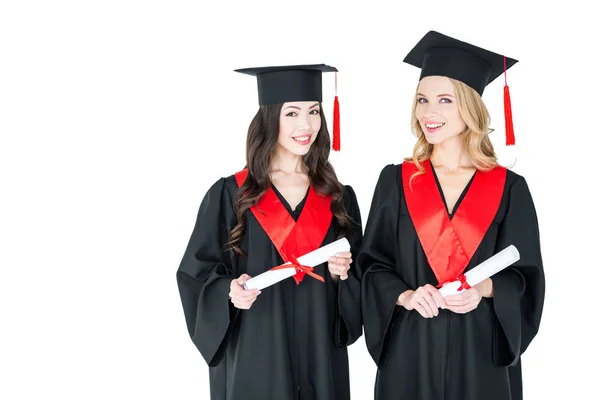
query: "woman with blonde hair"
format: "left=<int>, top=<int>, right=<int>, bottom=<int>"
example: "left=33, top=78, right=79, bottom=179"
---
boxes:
left=358, top=31, right=545, bottom=400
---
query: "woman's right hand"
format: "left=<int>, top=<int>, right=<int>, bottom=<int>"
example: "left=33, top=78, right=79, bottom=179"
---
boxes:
left=397, top=284, right=446, bottom=318
left=229, top=274, right=261, bottom=310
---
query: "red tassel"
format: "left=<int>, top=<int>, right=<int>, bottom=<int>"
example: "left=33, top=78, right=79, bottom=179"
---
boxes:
left=332, top=95, right=340, bottom=151
left=504, top=85, right=515, bottom=146
left=503, top=56, right=515, bottom=146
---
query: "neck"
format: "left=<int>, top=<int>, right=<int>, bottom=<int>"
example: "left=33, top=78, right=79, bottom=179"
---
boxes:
left=430, top=136, right=473, bottom=172
left=270, top=147, right=305, bottom=175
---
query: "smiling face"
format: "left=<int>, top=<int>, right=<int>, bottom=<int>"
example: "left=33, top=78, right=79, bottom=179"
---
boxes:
left=414, top=75, right=467, bottom=145
left=276, top=101, right=321, bottom=156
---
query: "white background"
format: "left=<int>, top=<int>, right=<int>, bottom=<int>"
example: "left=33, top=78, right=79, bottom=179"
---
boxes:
left=1, top=0, right=598, bottom=399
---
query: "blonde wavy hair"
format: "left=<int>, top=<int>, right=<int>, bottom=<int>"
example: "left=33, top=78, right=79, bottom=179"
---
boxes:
left=405, top=77, right=498, bottom=183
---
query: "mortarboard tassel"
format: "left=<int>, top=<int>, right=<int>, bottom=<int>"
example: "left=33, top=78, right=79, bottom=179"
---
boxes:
left=332, top=71, right=341, bottom=151
left=503, top=56, right=515, bottom=146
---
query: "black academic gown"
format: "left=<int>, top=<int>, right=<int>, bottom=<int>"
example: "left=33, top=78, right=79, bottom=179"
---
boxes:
left=177, top=175, right=363, bottom=400
left=358, top=163, right=545, bottom=400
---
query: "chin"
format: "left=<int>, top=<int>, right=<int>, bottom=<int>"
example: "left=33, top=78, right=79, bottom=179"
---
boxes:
left=293, top=147, right=312, bottom=156
left=424, top=134, right=444, bottom=145
left=424, top=131, right=461, bottom=145
left=281, top=144, right=311, bottom=157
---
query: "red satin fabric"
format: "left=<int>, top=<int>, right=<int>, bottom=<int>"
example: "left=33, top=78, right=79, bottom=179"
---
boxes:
left=235, top=169, right=332, bottom=284
left=402, top=160, right=506, bottom=286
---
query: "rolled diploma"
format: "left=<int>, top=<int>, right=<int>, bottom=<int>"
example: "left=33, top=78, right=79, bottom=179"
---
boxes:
left=438, top=245, right=520, bottom=299
left=243, top=237, right=351, bottom=290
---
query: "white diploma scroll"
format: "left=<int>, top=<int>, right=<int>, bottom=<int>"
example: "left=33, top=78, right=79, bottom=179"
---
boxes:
left=243, top=238, right=351, bottom=290
left=438, top=245, right=520, bottom=298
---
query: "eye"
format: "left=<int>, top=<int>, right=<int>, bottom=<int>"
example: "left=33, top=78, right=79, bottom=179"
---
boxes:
left=417, top=97, right=427, bottom=104
left=440, top=98, right=452, bottom=104
left=285, top=111, right=298, bottom=117
left=309, top=109, right=320, bottom=115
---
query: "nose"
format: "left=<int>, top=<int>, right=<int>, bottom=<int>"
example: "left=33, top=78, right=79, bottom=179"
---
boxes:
left=297, top=115, right=311, bottom=131
left=423, top=101, right=441, bottom=115
left=420, top=104, right=443, bottom=122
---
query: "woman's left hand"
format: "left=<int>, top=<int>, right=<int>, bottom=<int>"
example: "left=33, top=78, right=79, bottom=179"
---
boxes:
left=328, top=252, right=352, bottom=281
left=444, top=278, right=493, bottom=314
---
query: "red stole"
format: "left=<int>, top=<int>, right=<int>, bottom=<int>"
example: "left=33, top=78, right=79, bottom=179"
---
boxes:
left=402, top=160, right=506, bottom=286
left=235, top=169, right=333, bottom=284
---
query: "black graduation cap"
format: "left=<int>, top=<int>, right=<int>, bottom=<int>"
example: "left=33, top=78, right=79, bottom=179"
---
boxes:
left=403, top=31, right=518, bottom=145
left=235, top=64, right=341, bottom=150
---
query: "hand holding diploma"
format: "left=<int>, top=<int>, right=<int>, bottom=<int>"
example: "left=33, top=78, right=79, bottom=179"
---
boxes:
left=443, top=282, right=487, bottom=314
left=230, top=274, right=261, bottom=310
left=438, top=245, right=520, bottom=312
left=327, top=251, right=353, bottom=281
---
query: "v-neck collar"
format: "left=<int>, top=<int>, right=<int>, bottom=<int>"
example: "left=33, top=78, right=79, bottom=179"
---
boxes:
left=431, top=165, right=477, bottom=219
left=235, top=168, right=333, bottom=285
left=271, top=184, right=309, bottom=222
left=402, top=160, right=507, bottom=285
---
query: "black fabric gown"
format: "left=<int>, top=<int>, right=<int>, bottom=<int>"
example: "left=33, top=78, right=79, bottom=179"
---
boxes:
left=177, top=174, right=363, bottom=400
left=358, top=163, right=545, bottom=400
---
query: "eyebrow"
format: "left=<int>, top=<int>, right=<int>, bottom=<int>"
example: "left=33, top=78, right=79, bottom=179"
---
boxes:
left=416, top=92, right=455, bottom=98
left=284, top=102, right=320, bottom=110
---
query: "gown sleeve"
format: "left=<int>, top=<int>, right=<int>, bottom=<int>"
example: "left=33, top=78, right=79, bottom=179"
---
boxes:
left=357, top=164, right=412, bottom=366
left=176, top=178, right=239, bottom=367
left=334, top=184, right=364, bottom=347
left=491, top=175, right=545, bottom=367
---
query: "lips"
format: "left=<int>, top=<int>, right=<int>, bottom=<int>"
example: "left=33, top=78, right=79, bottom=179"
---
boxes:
left=292, top=134, right=312, bottom=145
left=424, top=122, right=445, bottom=134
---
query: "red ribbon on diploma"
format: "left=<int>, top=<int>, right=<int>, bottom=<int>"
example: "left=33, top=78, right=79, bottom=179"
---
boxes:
left=437, top=273, right=471, bottom=291
left=457, top=274, right=471, bottom=291
left=270, top=255, right=325, bottom=285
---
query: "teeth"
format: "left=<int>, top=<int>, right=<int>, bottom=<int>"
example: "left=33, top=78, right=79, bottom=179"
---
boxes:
left=293, top=136, right=310, bottom=141
left=425, top=123, right=444, bottom=129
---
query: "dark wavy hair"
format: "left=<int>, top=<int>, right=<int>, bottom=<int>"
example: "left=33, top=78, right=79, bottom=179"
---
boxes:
left=227, top=102, right=352, bottom=255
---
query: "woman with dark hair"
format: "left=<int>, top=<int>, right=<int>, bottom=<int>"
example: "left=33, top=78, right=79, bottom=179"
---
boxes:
left=176, top=64, right=363, bottom=400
